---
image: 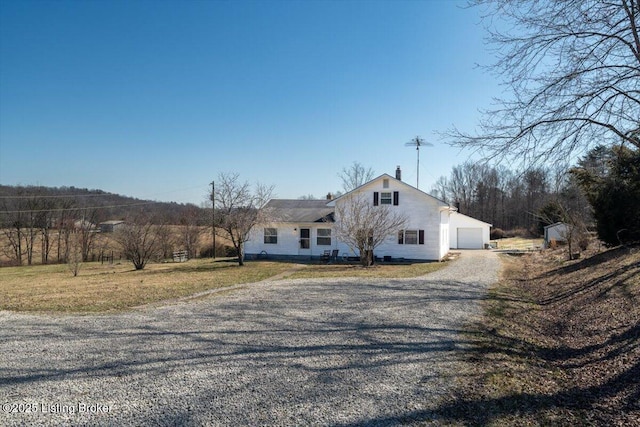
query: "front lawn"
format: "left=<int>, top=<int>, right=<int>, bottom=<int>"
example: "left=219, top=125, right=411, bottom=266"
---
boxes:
left=0, top=257, right=448, bottom=313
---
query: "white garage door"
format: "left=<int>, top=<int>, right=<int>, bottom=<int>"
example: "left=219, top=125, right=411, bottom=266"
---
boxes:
left=457, top=228, right=483, bottom=249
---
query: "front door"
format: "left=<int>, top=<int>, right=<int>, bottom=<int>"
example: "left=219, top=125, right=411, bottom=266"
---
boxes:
left=299, top=228, right=311, bottom=256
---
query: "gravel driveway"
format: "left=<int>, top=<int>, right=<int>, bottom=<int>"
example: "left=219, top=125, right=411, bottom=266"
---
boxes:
left=0, top=250, right=500, bottom=426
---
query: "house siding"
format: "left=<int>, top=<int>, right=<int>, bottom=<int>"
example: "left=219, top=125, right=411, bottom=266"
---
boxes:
left=332, top=177, right=449, bottom=261
left=245, top=223, right=338, bottom=259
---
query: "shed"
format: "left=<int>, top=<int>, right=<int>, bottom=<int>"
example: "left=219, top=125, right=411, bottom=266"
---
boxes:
left=544, top=222, right=569, bottom=246
left=449, top=212, right=492, bottom=249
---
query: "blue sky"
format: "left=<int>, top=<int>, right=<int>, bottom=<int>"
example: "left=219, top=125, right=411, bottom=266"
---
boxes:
left=0, top=0, right=498, bottom=204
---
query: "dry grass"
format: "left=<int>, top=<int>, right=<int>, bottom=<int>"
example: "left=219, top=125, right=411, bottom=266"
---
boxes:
left=0, top=257, right=448, bottom=313
left=433, top=245, right=640, bottom=425
left=0, top=258, right=292, bottom=313
left=287, top=260, right=446, bottom=280
left=494, top=236, right=544, bottom=250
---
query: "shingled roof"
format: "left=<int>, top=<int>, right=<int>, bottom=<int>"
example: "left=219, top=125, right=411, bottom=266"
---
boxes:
left=265, top=199, right=334, bottom=223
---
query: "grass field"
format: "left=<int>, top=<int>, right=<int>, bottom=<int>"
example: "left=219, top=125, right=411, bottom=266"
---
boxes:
left=0, top=257, right=448, bottom=313
left=493, top=236, right=544, bottom=250
left=0, top=258, right=291, bottom=313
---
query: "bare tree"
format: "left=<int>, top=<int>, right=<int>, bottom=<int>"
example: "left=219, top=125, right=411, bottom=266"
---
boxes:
left=447, top=0, right=640, bottom=166
left=1, top=216, right=25, bottom=266
left=114, top=213, right=166, bottom=270
left=179, top=205, right=204, bottom=259
left=339, top=162, right=375, bottom=193
left=213, top=172, right=274, bottom=266
left=76, top=207, right=100, bottom=262
left=334, top=193, right=408, bottom=266
left=37, top=198, right=56, bottom=264
left=0, top=195, right=38, bottom=265
left=67, top=232, right=83, bottom=277
left=56, top=199, right=76, bottom=263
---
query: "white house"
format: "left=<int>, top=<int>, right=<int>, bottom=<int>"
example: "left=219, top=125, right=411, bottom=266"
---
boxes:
left=449, top=212, right=492, bottom=249
left=245, top=167, right=490, bottom=261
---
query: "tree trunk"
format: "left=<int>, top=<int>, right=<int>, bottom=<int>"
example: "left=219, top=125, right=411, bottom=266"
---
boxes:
left=238, top=243, right=245, bottom=266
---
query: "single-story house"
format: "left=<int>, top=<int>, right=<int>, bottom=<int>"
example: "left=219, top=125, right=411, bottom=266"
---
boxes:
left=245, top=167, right=491, bottom=261
left=99, top=220, right=125, bottom=233
left=449, top=212, right=492, bottom=249
left=544, top=222, right=569, bottom=247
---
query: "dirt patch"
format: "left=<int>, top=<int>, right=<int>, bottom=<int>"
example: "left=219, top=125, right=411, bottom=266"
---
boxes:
left=432, top=245, right=640, bottom=425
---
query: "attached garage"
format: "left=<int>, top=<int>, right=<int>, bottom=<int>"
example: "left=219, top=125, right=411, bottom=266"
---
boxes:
left=449, top=212, right=492, bottom=250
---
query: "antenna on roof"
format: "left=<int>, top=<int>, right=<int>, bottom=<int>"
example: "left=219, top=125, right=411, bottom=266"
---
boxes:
left=404, top=136, right=433, bottom=189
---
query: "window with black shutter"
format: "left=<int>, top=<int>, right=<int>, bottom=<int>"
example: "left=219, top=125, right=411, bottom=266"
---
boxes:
left=373, top=192, right=379, bottom=206
left=393, top=191, right=399, bottom=206
left=419, top=229, right=425, bottom=245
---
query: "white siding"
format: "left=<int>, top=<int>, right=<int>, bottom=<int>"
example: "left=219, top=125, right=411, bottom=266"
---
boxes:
left=439, top=211, right=450, bottom=259
left=333, top=177, right=449, bottom=260
left=245, top=223, right=337, bottom=258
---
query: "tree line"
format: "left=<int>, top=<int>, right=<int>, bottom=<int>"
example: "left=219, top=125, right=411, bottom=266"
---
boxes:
left=430, top=142, right=639, bottom=248
left=0, top=186, right=211, bottom=267
left=430, top=162, right=591, bottom=236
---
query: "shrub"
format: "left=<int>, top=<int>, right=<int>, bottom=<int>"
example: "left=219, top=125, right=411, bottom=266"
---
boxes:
left=491, top=228, right=506, bottom=239
left=199, top=243, right=237, bottom=258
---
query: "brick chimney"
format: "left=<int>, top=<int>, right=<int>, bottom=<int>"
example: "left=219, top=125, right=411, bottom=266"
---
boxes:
left=395, top=166, right=401, bottom=181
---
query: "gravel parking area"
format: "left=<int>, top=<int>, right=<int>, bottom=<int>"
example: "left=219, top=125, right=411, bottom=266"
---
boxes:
left=0, top=250, right=500, bottom=426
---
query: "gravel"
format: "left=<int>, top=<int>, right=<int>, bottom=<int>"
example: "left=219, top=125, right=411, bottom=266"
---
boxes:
left=0, top=250, right=500, bottom=426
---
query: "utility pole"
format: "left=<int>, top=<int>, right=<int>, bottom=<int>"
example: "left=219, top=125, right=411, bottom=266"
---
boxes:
left=211, top=181, right=216, bottom=259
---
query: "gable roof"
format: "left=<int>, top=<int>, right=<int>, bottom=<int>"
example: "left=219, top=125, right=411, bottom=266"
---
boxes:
left=265, top=199, right=334, bottom=223
left=544, top=222, right=568, bottom=230
left=450, top=211, right=493, bottom=227
left=327, top=173, right=451, bottom=208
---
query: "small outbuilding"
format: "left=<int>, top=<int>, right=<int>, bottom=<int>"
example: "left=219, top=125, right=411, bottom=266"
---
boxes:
left=544, top=222, right=569, bottom=247
left=99, top=220, right=125, bottom=233
left=449, top=212, right=492, bottom=249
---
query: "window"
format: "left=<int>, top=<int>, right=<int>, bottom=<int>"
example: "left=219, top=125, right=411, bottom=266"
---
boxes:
left=383, top=179, right=389, bottom=188
left=264, top=228, right=278, bottom=244
left=317, top=228, right=331, bottom=246
left=380, top=192, right=392, bottom=205
left=398, top=229, right=425, bottom=245
left=405, top=230, right=418, bottom=244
